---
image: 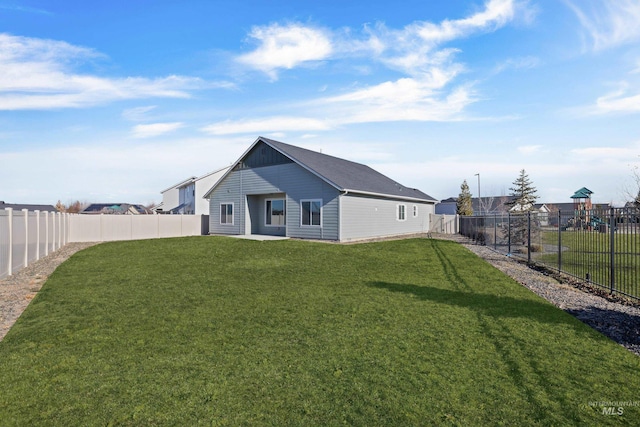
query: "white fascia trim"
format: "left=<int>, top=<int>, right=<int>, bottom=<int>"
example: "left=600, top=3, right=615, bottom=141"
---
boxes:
left=342, top=189, right=437, bottom=204
left=161, top=176, right=197, bottom=194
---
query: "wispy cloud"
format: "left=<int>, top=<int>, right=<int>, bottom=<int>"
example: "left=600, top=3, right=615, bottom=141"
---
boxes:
left=222, top=0, right=526, bottom=133
left=0, top=4, right=52, bottom=15
left=493, top=56, right=540, bottom=74
left=202, top=116, right=331, bottom=135
left=594, top=85, right=640, bottom=114
left=570, top=141, right=640, bottom=160
left=517, top=145, right=542, bottom=155
left=237, top=0, right=521, bottom=79
left=374, top=0, right=517, bottom=76
left=132, top=122, right=184, bottom=138
left=0, top=33, right=231, bottom=110
left=122, top=105, right=157, bottom=121
left=319, top=80, right=476, bottom=123
left=236, top=23, right=333, bottom=80
left=565, top=0, right=640, bottom=51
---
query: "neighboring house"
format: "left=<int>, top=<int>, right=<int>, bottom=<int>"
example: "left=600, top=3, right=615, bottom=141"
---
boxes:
left=435, top=197, right=457, bottom=215
left=204, top=137, right=437, bottom=242
left=158, top=166, right=229, bottom=215
left=0, top=201, right=57, bottom=212
left=158, top=176, right=196, bottom=214
left=80, top=203, right=150, bottom=215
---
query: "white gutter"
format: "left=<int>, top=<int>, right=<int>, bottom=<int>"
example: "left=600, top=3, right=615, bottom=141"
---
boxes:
left=342, top=189, right=436, bottom=203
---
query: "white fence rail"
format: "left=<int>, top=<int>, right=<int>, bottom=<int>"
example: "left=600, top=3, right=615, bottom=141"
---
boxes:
left=1, top=211, right=208, bottom=280
left=0, top=209, right=69, bottom=280
left=429, top=214, right=459, bottom=235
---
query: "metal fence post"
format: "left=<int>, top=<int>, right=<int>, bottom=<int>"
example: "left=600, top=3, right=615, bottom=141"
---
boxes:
left=558, top=210, right=562, bottom=273
left=527, top=211, right=532, bottom=264
left=507, top=212, right=511, bottom=255
left=610, top=207, right=615, bottom=295
left=494, top=214, right=497, bottom=250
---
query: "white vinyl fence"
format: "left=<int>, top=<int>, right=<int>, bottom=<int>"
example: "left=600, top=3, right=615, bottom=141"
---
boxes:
left=429, top=214, right=459, bottom=235
left=1, top=210, right=208, bottom=280
left=68, top=214, right=207, bottom=242
left=0, top=209, right=69, bottom=279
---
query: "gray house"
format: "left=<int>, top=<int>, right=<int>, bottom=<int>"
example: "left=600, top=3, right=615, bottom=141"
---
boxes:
left=204, top=137, right=437, bottom=242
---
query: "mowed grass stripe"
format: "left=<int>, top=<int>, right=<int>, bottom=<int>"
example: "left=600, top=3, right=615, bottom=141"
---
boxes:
left=0, top=237, right=638, bottom=426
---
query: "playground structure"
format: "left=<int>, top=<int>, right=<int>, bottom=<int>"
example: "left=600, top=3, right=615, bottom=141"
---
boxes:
left=569, top=187, right=595, bottom=230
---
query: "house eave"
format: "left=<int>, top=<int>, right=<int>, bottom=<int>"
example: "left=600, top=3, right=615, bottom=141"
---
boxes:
left=161, top=176, right=197, bottom=194
left=342, top=189, right=437, bottom=203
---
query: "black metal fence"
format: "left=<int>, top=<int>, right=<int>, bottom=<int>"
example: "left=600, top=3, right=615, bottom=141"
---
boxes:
left=459, top=208, right=640, bottom=301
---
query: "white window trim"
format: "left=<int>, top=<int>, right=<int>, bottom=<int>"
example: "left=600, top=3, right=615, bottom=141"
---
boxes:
left=300, top=199, right=322, bottom=227
left=220, top=202, right=234, bottom=225
left=397, top=204, right=407, bottom=221
left=265, top=198, right=286, bottom=227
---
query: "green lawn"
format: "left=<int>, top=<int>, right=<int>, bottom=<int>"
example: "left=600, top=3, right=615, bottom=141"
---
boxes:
left=0, top=237, right=638, bottom=426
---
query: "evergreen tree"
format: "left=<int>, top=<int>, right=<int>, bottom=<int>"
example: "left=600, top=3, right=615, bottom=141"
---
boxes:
left=456, top=180, right=473, bottom=215
left=507, top=169, right=538, bottom=211
left=506, top=169, right=539, bottom=246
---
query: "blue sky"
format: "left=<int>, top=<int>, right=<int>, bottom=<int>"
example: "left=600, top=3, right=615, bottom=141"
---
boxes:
left=2, top=0, right=640, bottom=207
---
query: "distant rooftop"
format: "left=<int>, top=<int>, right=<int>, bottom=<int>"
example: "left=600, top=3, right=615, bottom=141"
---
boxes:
left=0, top=201, right=57, bottom=212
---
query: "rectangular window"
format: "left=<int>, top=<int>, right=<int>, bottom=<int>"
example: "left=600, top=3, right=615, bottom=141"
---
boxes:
left=397, top=204, right=406, bottom=221
left=266, top=199, right=286, bottom=226
left=413, top=205, right=418, bottom=217
left=301, top=199, right=322, bottom=226
left=220, top=203, right=233, bottom=225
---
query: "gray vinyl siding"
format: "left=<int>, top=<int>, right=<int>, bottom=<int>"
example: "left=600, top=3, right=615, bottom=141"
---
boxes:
left=339, top=194, right=435, bottom=241
left=209, top=163, right=339, bottom=240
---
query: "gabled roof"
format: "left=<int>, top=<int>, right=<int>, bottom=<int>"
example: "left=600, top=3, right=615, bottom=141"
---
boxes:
left=571, top=187, right=593, bottom=199
left=161, top=176, right=197, bottom=194
left=195, top=166, right=231, bottom=182
left=205, top=137, right=436, bottom=202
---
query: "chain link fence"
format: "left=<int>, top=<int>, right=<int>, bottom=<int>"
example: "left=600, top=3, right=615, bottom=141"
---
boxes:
left=460, top=208, right=640, bottom=301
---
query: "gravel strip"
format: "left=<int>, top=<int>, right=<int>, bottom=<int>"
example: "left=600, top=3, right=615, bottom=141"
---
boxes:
left=436, top=234, right=640, bottom=357
left=1, top=237, right=639, bottom=357
left=0, top=242, right=99, bottom=341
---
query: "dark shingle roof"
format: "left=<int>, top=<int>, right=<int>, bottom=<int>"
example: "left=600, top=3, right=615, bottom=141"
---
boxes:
left=0, top=202, right=57, bottom=212
left=80, top=203, right=150, bottom=214
left=261, top=137, right=436, bottom=202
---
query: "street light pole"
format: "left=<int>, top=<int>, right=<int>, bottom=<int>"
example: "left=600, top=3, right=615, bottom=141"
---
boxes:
left=475, top=173, right=481, bottom=215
